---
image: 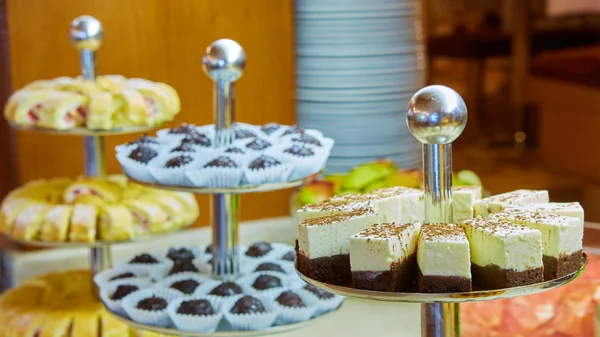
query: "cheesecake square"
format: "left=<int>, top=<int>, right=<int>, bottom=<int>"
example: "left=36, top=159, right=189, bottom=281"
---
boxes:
left=495, top=210, right=583, bottom=280
left=295, top=200, right=371, bottom=221
left=296, top=207, right=379, bottom=285
left=460, top=217, right=544, bottom=290
left=417, top=224, right=472, bottom=293
left=349, top=222, right=422, bottom=292
left=503, top=202, right=585, bottom=237
left=473, top=189, right=549, bottom=217
left=452, top=186, right=482, bottom=223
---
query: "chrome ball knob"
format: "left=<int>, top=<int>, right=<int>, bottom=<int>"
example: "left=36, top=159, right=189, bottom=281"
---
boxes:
left=406, top=85, right=468, bottom=144
left=202, top=39, right=246, bottom=82
left=70, top=15, right=103, bottom=51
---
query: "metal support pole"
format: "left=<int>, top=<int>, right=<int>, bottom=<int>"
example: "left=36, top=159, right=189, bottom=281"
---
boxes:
left=407, top=85, right=468, bottom=337
left=70, top=16, right=111, bottom=287
left=202, top=39, right=246, bottom=279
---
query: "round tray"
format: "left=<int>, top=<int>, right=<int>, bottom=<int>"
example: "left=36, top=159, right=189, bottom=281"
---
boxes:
left=9, top=121, right=161, bottom=136
left=296, top=253, right=588, bottom=304
left=126, top=170, right=323, bottom=195
left=107, top=302, right=340, bottom=337
left=1, top=222, right=195, bottom=248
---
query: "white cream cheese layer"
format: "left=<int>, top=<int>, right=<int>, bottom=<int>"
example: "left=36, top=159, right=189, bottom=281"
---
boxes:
left=503, top=202, right=584, bottom=236
left=297, top=207, right=380, bottom=260
left=473, top=189, right=549, bottom=217
left=495, top=210, right=582, bottom=258
left=349, top=222, right=422, bottom=272
left=452, top=186, right=482, bottom=223
left=417, top=224, right=471, bottom=279
left=295, top=200, right=371, bottom=222
left=369, top=187, right=425, bottom=223
left=460, top=218, right=543, bottom=272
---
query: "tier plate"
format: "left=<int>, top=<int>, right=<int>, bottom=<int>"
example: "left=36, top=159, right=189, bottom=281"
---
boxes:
left=296, top=253, right=587, bottom=303
left=107, top=302, right=340, bottom=337
left=9, top=121, right=160, bottom=136
left=1, top=222, right=195, bottom=248
left=125, top=170, right=323, bottom=194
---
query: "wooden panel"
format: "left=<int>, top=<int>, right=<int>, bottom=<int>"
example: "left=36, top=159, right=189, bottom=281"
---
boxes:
left=5, top=0, right=296, bottom=225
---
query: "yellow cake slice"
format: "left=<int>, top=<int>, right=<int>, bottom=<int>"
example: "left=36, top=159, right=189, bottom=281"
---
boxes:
left=68, top=204, right=98, bottom=243
left=71, top=306, right=100, bottom=337
left=38, top=310, right=73, bottom=337
left=106, top=174, right=129, bottom=189
left=115, top=88, right=148, bottom=125
left=0, top=198, right=42, bottom=233
left=6, top=90, right=54, bottom=125
left=39, top=205, right=73, bottom=242
left=36, top=91, right=87, bottom=129
left=153, top=82, right=180, bottom=119
left=11, top=203, right=51, bottom=240
left=101, top=312, right=131, bottom=337
left=140, top=194, right=187, bottom=227
left=96, top=74, right=127, bottom=93
left=98, top=205, right=134, bottom=241
left=168, top=192, right=200, bottom=225
left=4, top=309, right=45, bottom=337
left=63, top=178, right=121, bottom=204
left=86, top=91, right=117, bottom=130
left=123, top=199, right=170, bottom=234
left=124, top=79, right=172, bottom=123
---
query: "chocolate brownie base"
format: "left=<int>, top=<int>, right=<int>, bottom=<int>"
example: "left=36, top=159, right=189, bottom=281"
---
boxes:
left=417, top=270, right=472, bottom=293
left=352, top=253, right=417, bottom=292
left=471, top=264, right=543, bottom=290
left=295, top=249, right=351, bottom=286
left=543, top=250, right=583, bottom=280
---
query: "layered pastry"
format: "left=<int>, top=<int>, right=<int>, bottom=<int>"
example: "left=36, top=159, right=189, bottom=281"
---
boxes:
left=460, top=217, right=544, bottom=289
left=4, top=75, right=180, bottom=130
left=473, top=189, right=549, bottom=217
left=0, top=270, right=158, bottom=336
left=349, top=222, right=421, bottom=291
left=495, top=210, right=583, bottom=279
left=452, top=186, right=482, bottom=223
left=503, top=202, right=585, bottom=236
left=296, top=207, right=379, bottom=285
left=417, top=224, right=472, bottom=293
left=0, top=175, right=198, bottom=243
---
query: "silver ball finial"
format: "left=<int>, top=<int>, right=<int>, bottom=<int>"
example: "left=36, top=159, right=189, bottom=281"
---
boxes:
left=70, top=15, right=103, bottom=51
left=202, top=39, right=246, bottom=82
left=406, top=85, right=468, bottom=144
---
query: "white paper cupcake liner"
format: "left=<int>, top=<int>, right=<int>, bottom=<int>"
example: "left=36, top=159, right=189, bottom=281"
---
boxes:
left=243, top=164, right=293, bottom=185
left=100, top=277, right=153, bottom=315
left=280, top=149, right=328, bottom=181
left=94, top=265, right=152, bottom=288
left=184, top=166, right=243, bottom=188
left=166, top=295, right=223, bottom=333
left=238, top=272, right=290, bottom=297
left=116, top=151, right=158, bottom=183
left=156, top=272, right=211, bottom=296
left=223, top=294, right=279, bottom=331
left=267, top=287, right=320, bottom=325
left=296, top=286, right=345, bottom=315
left=121, top=288, right=183, bottom=327
left=119, top=255, right=174, bottom=281
left=148, top=153, right=197, bottom=186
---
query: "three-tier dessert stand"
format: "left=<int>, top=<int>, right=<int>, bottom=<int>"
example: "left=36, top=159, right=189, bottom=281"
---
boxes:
left=296, top=85, right=587, bottom=337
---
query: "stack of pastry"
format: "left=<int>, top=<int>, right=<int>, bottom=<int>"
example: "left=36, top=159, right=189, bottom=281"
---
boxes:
left=4, top=75, right=180, bottom=130
left=0, top=270, right=176, bottom=337
left=0, top=174, right=198, bottom=243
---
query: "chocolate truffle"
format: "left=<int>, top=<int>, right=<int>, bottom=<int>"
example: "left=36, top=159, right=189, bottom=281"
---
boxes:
left=276, top=291, right=305, bottom=308
left=136, top=296, right=168, bottom=311
left=177, top=299, right=215, bottom=316
left=248, top=156, right=281, bottom=170
left=184, top=133, right=211, bottom=147
left=255, top=262, right=285, bottom=273
left=110, top=285, right=139, bottom=300
left=230, top=296, right=266, bottom=315
left=170, top=279, right=200, bottom=295
left=246, top=138, right=272, bottom=151
left=128, top=135, right=159, bottom=146
left=245, top=242, right=273, bottom=257
left=304, top=284, right=334, bottom=299
left=204, top=245, right=212, bottom=254
left=109, top=272, right=136, bottom=281
left=169, top=123, right=197, bottom=135
left=128, top=146, right=158, bottom=163
left=281, top=251, right=295, bottom=262
left=283, top=144, right=315, bottom=158
left=168, top=260, right=199, bottom=275
left=171, top=139, right=198, bottom=153
left=130, top=254, right=159, bottom=264
left=165, top=155, right=193, bottom=168
left=235, top=128, right=256, bottom=140
left=292, top=133, right=322, bottom=147
left=261, top=123, right=280, bottom=135
left=225, top=147, right=245, bottom=154
left=209, top=282, right=243, bottom=297
left=167, top=247, right=196, bottom=261
left=204, top=156, right=237, bottom=168
left=251, top=274, right=282, bottom=291
left=281, top=125, right=304, bottom=137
